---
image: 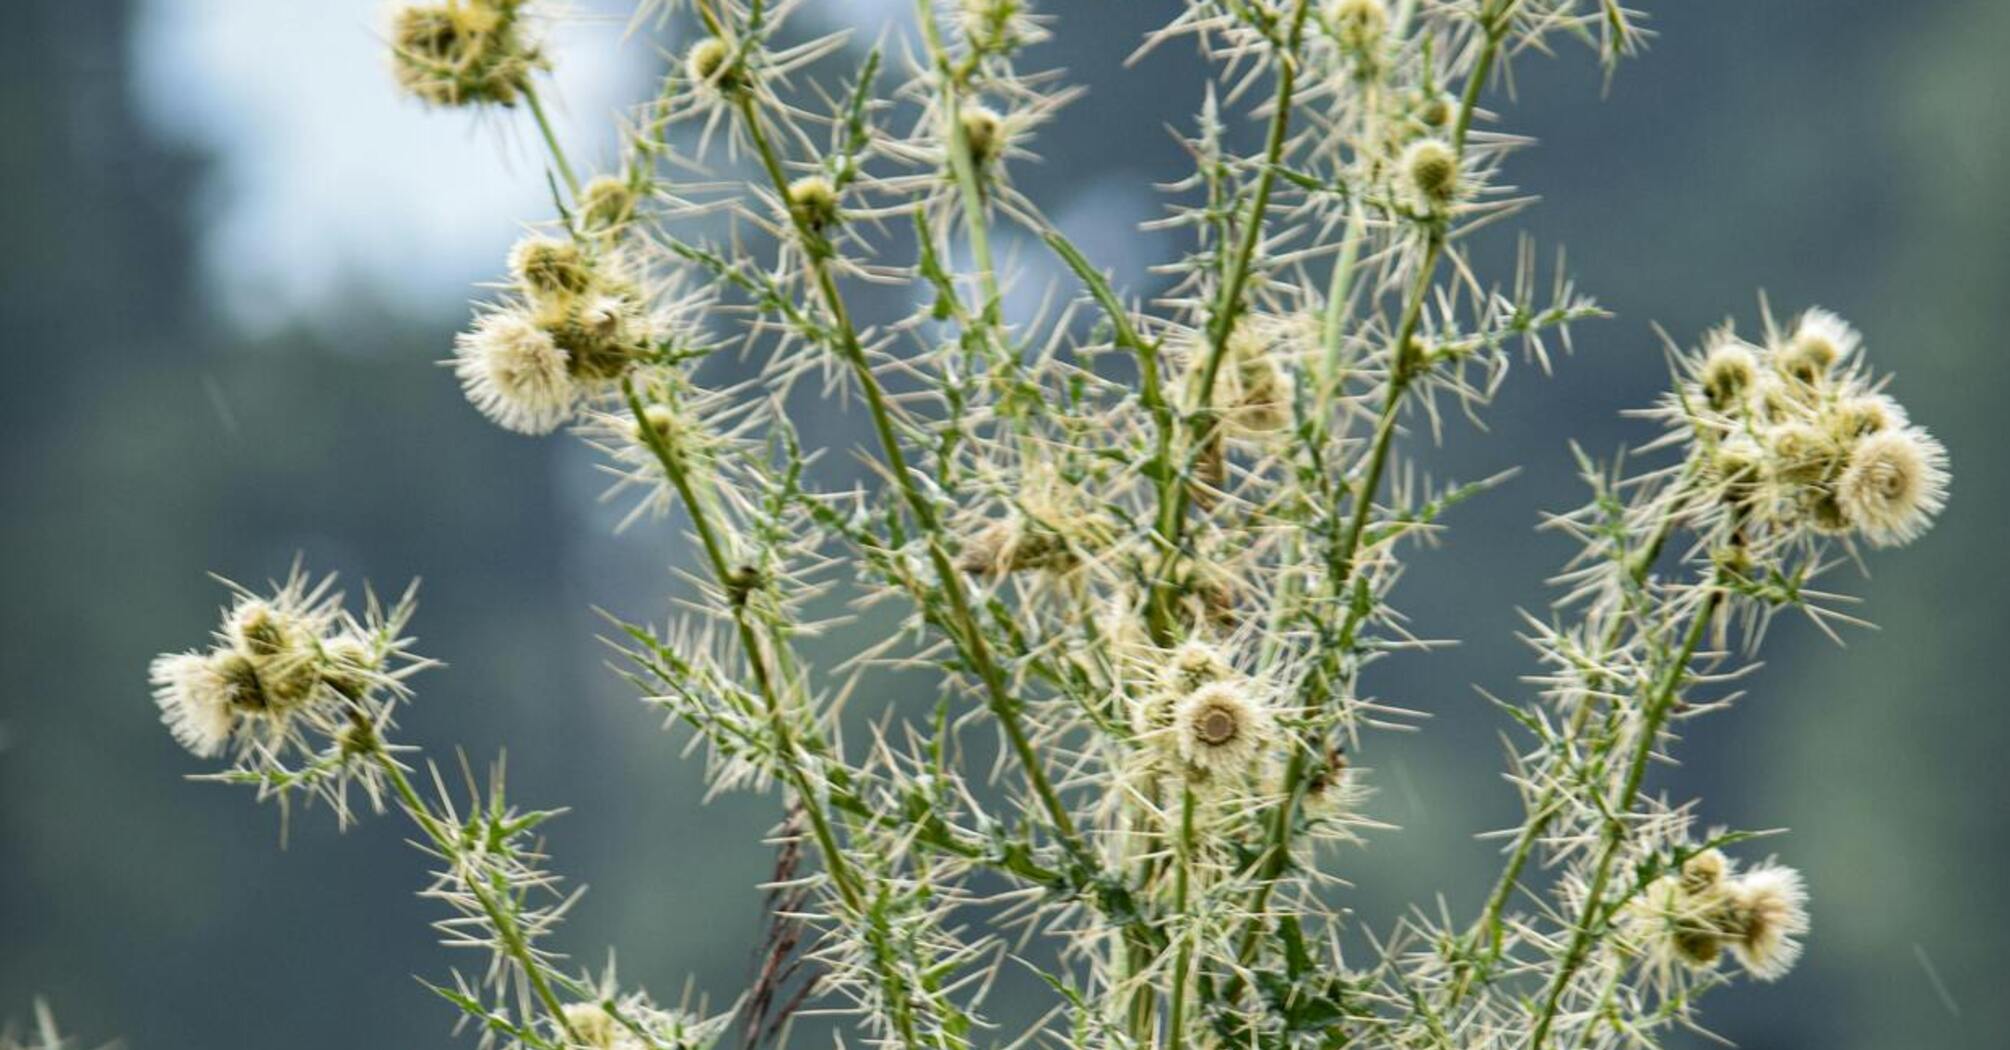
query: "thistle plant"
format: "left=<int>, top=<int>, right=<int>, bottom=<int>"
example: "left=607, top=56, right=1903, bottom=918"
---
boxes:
left=143, top=1, right=1952, bottom=1047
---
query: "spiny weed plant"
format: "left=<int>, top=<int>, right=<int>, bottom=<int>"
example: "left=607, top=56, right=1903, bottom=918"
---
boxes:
left=132, top=1, right=1953, bottom=1048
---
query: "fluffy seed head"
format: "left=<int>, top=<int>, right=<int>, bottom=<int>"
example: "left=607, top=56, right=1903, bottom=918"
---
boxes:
left=1830, top=394, right=1906, bottom=441
left=1680, top=848, right=1729, bottom=893
left=454, top=308, right=577, bottom=434
left=562, top=1003, right=619, bottom=1048
left=1835, top=427, right=1949, bottom=546
left=1173, top=680, right=1273, bottom=779
left=149, top=652, right=239, bottom=757
left=1725, top=864, right=1809, bottom=980
left=1401, top=138, right=1458, bottom=204
left=1778, top=307, right=1859, bottom=383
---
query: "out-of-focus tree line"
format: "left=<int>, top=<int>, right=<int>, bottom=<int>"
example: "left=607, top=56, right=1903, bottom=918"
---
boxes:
left=2, top=2, right=2003, bottom=1047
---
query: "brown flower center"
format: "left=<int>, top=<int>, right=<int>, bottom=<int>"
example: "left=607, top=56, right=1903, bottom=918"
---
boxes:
left=1196, top=705, right=1239, bottom=746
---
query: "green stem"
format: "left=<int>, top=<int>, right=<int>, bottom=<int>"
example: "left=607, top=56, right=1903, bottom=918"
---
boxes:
left=1523, top=585, right=1724, bottom=1049
left=1164, top=787, right=1199, bottom=1050
left=372, top=750, right=580, bottom=1046
left=914, top=0, right=1003, bottom=330
left=1236, top=233, right=1438, bottom=940
left=618, top=384, right=867, bottom=917
left=733, top=95, right=1088, bottom=858
left=1147, top=0, right=1313, bottom=638
left=1225, top=0, right=1522, bottom=983
left=523, top=83, right=581, bottom=198
left=1451, top=481, right=1691, bottom=1001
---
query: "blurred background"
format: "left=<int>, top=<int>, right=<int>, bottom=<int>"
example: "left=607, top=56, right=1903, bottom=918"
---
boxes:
left=3, top=2, right=2005, bottom=1046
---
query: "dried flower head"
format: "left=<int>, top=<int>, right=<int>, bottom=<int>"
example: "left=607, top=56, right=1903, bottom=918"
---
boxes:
left=1829, top=393, right=1906, bottom=442
left=1835, top=426, right=1950, bottom=546
left=1173, top=680, right=1273, bottom=779
left=1777, top=307, right=1859, bottom=384
left=389, top=0, right=543, bottom=108
left=454, top=307, right=576, bottom=434
left=1698, top=339, right=1758, bottom=411
left=1622, top=855, right=1735, bottom=976
left=1725, top=863, right=1810, bottom=980
left=149, top=651, right=240, bottom=757
left=1182, top=317, right=1302, bottom=438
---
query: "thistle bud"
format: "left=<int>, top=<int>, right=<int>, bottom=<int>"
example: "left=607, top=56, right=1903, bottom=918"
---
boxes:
left=1764, top=423, right=1837, bottom=485
left=959, top=106, right=1006, bottom=168
left=1680, top=849, right=1728, bottom=894
left=1699, top=341, right=1758, bottom=411
left=1829, top=394, right=1905, bottom=441
left=212, top=650, right=270, bottom=712
left=508, top=236, right=592, bottom=303
left=320, top=634, right=381, bottom=702
left=685, top=37, right=750, bottom=98
left=1415, top=91, right=1452, bottom=129
left=786, top=175, right=841, bottom=232
left=1400, top=138, right=1458, bottom=206
left=1329, top=0, right=1388, bottom=56
left=561, top=1003, right=619, bottom=1049
left=579, top=175, right=640, bottom=232
left=959, top=0, right=1032, bottom=56
left=1712, top=437, right=1763, bottom=505
left=228, top=599, right=295, bottom=659
left=636, top=403, right=679, bottom=443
